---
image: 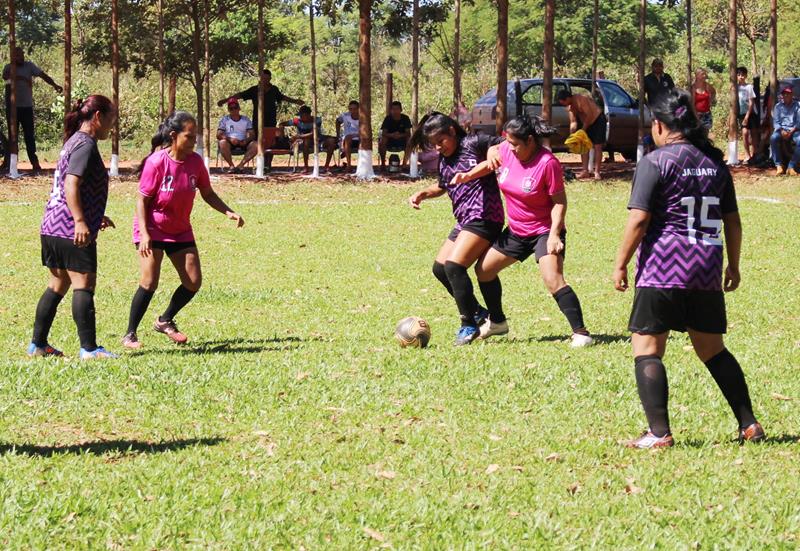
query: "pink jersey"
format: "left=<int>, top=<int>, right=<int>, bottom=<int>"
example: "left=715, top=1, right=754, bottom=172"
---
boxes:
left=496, top=141, right=565, bottom=237
left=133, top=149, right=211, bottom=243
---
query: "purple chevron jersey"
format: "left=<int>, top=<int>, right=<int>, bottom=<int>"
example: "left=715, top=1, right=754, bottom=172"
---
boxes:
left=438, top=135, right=504, bottom=227
left=40, top=132, right=109, bottom=240
left=628, top=143, right=738, bottom=290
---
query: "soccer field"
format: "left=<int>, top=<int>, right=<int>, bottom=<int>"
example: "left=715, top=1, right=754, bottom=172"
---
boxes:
left=1, top=174, right=798, bottom=548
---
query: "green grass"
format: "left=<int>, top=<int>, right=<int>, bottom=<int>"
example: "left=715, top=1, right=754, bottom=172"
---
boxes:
left=0, top=173, right=799, bottom=549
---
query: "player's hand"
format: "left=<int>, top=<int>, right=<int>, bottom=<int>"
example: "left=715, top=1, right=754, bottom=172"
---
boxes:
left=138, top=234, right=152, bottom=257
left=486, top=145, right=503, bottom=170
left=547, top=234, right=564, bottom=255
left=227, top=211, right=245, bottom=227
left=409, top=191, right=425, bottom=209
left=74, top=220, right=90, bottom=248
left=100, top=216, right=115, bottom=231
left=449, top=172, right=469, bottom=186
left=613, top=266, right=628, bottom=292
left=724, top=265, right=740, bottom=292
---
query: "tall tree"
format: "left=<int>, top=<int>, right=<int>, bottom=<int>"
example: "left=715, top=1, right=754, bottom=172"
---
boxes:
left=768, top=0, right=777, bottom=107
left=727, top=0, right=738, bottom=165
left=64, top=0, right=72, bottom=139
left=685, top=0, right=692, bottom=87
left=542, top=0, right=554, bottom=126
left=495, top=0, right=508, bottom=133
left=111, top=0, right=120, bottom=175
left=356, top=0, right=374, bottom=179
left=637, top=0, right=645, bottom=162
left=452, top=0, right=461, bottom=113
left=591, top=0, right=598, bottom=96
left=310, top=0, right=320, bottom=176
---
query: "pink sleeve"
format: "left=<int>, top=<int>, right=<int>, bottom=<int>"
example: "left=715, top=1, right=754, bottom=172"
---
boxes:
left=498, top=140, right=512, bottom=166
left=139, top=155, right=161, bottom=197
left=545, top=157, right=565, bottom=196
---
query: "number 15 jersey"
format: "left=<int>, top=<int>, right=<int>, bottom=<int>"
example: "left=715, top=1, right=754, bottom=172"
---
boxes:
left=628, top=142, right=737, bottom=291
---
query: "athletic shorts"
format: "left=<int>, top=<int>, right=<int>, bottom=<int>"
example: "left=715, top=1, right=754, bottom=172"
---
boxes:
left=134, top=240, right=197, bottom=256
left=447, top=219, right=503, bottom=243
left=41, top=235, right=97, bottom=273
left=628, top=287, right=727, bottom=335
left=585, top=113, right=607, bottom=145
left=738, top=114, right=759, bottom=130
left=492, top=228, right=566, bottom=263
left=386, top=138, right=408, bottom=151
left=698, top=111, right=713, bottom=130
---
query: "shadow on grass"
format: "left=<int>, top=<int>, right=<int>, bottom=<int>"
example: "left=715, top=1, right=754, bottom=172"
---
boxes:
left=521, top=333, right=630, bottom=345
left=0, top=437, right=226, bottom=458
left=131, top=337, right=316, bottom=356
left=675, top=434, right=800, bottom=448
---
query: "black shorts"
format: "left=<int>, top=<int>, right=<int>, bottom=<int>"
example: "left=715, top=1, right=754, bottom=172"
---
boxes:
left=134, top=240, right=197, bottom=256
left=448, top=220, right=503, bottom=243
left=585, top=113, right=607, bottom=145
left=41, top=235, right=97, bottom=273
left=738, top=114, right=758, bottom=130
left=628, top=287, right=727, bottom=335
left=492, top=228, right=566, bottom=263
left=386, top=138, right=408, bottom=151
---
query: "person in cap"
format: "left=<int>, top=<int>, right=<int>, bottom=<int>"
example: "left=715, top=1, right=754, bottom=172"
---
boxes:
left=770, top=85, right=800, bottom=176
left=217, top=98, right=257, bottom=174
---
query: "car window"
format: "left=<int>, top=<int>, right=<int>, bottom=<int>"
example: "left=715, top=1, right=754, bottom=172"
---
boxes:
left=599, top=82, right=634, bottom=108
left=521, top=82, right=567, bottom=105
left=569, top=84, right=603, bottom=107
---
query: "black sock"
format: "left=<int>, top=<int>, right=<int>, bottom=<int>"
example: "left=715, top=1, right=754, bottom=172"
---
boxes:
left=72, top=289, right=97, bottom=351
left=704, top=349, right=757, bottom=429
left=552, top=285, right=587, bottom=333
left=432, top=261, right=454, bottom=297
left=444, top=261, right=478, bottom=327
left=127, top=286, right=155, bottom=334
left=634, top=355, right=670, bottom=437
left=32, top=288, right=65, bottom=347
left=161, top=285, right=197, bottom=321
left=478, top=277, right=506, bottom=323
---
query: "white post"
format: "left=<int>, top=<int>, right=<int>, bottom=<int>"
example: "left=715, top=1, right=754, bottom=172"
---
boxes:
left=9, top=153, right=19, bottom=179
left=109, top=153, right=119, bottom=176
left=588, top=148, right=596, bottom=172
left=409, top=150, right=419, bottom=178
left=356, top=149, right=375, bottom=179
left=256, top=154, right=265, bottom=178
left=311, top=152, right=320, bottom=178
left=727, top=141, right=738, bottom=166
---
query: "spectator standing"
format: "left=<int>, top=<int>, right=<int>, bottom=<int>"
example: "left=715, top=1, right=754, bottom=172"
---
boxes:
left=557, top=89, right=606, bottom=181
left=736, top=67, right=757, bottom=162
left=692, top=68, right=716, bottom=131
left=644, top=58, right=675, bottom=106
left=217, top=69, right=304, bottom=132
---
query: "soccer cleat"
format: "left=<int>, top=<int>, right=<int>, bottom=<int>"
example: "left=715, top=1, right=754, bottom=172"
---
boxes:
left=454, top=325, right=479, bottom=346
left=570, top=333, right=595, bottom=348
left=775, top=165, right=786, bottom=176
left=154, top=317, right=188, bottom=344
left=79, top=346, right=119, bottom=360
left=121, top=332, right=142, bottom=349
left=624, top=430, right=675, bottom=449
left=474, top=306, right=490, bottom=326
left=479, top=318, right=509, bottom=340
left=26, top=342, right=64, bottom=358
left=738, top=422, right=766, bottom=444
left=787, top=167, right=800, bottom=177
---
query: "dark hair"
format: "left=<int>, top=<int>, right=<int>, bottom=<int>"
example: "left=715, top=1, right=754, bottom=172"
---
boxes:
left=390, top=101, right=403, bottom=109
left=736, top=66, right=748, bottom=76
left=650, top=88, right=724, bottom=163
left=409, top=112, right=466, bottom=151
left=64, top=95, right=114, bottom=141
left=503, top=114, right=557, bottom=145
left=138, top=110, right=196, bottom=172
left=556, top=89, right=572, bottom=102
left=348, top=100, right=359, bottom=107
left=263, top=69, right=272, bottom=76
left=298, top=105, right=312, bottom=115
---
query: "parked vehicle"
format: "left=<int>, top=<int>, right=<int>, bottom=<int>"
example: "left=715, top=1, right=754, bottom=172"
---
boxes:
left=470, top=78, right=651, bottom=161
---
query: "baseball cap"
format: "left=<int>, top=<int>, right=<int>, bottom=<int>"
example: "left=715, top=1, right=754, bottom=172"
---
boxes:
left=781, top=85, right=794, bottom=94
left=227, top=98, right=241, bottom=108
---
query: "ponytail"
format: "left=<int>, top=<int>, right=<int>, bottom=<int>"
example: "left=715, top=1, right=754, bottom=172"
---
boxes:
left=409, top=111, right=467, bottom=151
left=650, top=88, right=724, bottom=163
left=64, top=95, right=113, bottom=141
left=137, top=110, right=196, bottom=173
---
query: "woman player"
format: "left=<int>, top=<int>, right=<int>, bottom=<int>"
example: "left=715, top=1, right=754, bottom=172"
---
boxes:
left=408, top=113, right=504, bottom=345
left=613, top=89, right=764, bottom=448
left=450, top=115, right=593, bottom=347
left=121, top=111, right=244, bottom=349
left=28, top=95, right=118, bottom=359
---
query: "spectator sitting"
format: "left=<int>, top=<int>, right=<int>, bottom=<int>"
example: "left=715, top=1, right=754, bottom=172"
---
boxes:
left=217, top=99, right=257, bottom=174
left=770, top=86, right=800, bottom=176
left=644, top=58, right=675, bottom=106
left=335, top=100, right=360, bottom=170
left=379, top=101, right=412, bottom=171
left=280, top=105, right=337, bottom=173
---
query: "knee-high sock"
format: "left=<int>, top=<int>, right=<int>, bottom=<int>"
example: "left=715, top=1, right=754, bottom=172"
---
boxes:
left=705, top=349, right=757, bottom=429
left=32, top=288, right=64, bottom=347
left=432, top=261, right=454, bottom=297
left=127, top=286, right=155, bottom=334
left=634, top=355, right=670, bottom=437
left=478, top=277, right=506, bottom=323
left=72, top=289, right=97, bottom=351
left=444, top=261, right=478, bottom=327
left=161, top=285, right=197, bottom=322
left=552, top=285, right=587, bottom=333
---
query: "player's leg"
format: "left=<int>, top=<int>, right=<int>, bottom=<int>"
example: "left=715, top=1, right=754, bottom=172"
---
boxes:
left=627, top=331, right=673, bottom=446
left=593, top=143, right=603, bottom=180
left=67, top=269, right=115, bottom=359
left=123, top=248, right=164, bottom=348
left=219, top=139, right=234, bottom=168
left=475, top=247, right=517, bottom=339
left=29, top=268, right=71, bottom=356
left=445, top=230, right=493, bottom=345
left=536, top=239, right=591, bottom=346
left=155, top=246, right=201, bottom=343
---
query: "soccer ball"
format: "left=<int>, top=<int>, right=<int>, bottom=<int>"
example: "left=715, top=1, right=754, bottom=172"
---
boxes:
left=395, top=317, right=431, bottom=348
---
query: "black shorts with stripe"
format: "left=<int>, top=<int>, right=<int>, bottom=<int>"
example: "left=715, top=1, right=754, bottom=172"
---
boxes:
left=448, top=219, right=503, bottom=243
left=628, top=287, right=727, bottom=335
left=492, top=227, right=566, bottom=263
left=41, top=235, right=98, bottom=273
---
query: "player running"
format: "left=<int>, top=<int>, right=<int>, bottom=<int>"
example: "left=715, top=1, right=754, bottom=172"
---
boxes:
left=613, top=89, right=764, bottom=448
left=121, top=111, right=244, bottom=349
left=408, top=113, right=504, bottom=346
left=450, top=114, right=593, bottom=347
left=28, top=95, right=118, bottom=359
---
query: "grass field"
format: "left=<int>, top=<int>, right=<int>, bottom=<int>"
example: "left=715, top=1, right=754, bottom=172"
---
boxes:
left=1, top=171, right=799, bottom=549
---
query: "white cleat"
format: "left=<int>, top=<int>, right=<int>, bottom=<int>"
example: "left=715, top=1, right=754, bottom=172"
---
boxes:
left=570, top=333, right=594, bottom=348
left=479, top=319, right=509, bottom=340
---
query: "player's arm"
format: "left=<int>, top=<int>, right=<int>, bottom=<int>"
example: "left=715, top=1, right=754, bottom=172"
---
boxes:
left=135, top=193, right=155, bottom=257
left=449, top=160, right=494, bottom=186
left=199, top=185, right=244, bottom=227
left=568, top=109, right=578, bottom=134
left=613, top=208, right=652, bottom=292
left=63, top=174, right=90, bottom=247
left=547, top=191, right=567, bottom=255
left=722, top=211, right=742, bottom=292
left=408, top=182, right=445, bottom=209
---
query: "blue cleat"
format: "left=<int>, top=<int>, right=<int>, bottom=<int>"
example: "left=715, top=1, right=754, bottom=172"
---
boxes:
left=27, top=342, right=64, bottom=358
left=454, top=325, right=479, bottom=346
left=79, top=346, right=119, bottom=360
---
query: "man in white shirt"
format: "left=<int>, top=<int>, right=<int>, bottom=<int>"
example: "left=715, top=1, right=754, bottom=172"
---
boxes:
left=217, top=98, right=257, bottom=173
left=335, top=100, right=360, bottom=170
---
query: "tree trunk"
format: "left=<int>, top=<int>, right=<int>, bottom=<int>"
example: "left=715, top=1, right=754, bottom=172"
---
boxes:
left=385, top=73, right=393, bottom=118
left=356, top=0, right=374, bottom=179
left=8, top=0, right=18, bottom=172
left=769, top=0, right=777, bottom=109
left=256, top=0, right=265, bottom=176
left=168, top=75, right=177, bottom=115
left=111, top=0, right=120, bottom=174
left=310, top=1, right=320, bottom=176
left=64, top=0, right=72, bottom=140
left=727, top=0, right=738, bottom=165
left=453, top=0, right=461, bottom=113
left=637, top=0, right=646, bottom=162
left=158, top=0, right=165, bottom=120
left=686, top=0, right=693, bottom=87
left=591, top=0, right=598, bottom=97
left=190, top=1, right=205, bottom=157
left=495, top=0, right=508, bottom=133
left=542, top=0, right=554, bottom=149
left=203, top=0, right=211, bottom=164
left=411, top=0, right=419, bottom=127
